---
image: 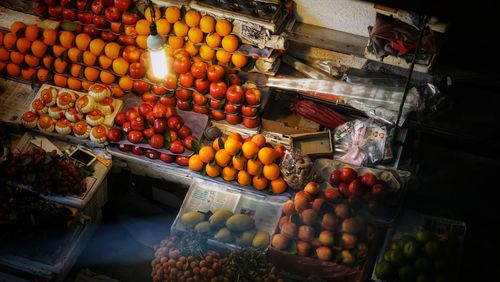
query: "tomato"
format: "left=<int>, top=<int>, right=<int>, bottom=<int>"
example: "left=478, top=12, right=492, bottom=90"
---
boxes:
left=241, top=105, right=258, bottom=117
left=141, top=92, right=158, bottom=103
left=152, top=84, right=167, bottom=95
left=209, top=81, right=227, bottom=100
left=209, top=99, right=223, bottom=110
left=122, top=121, right=132, bottom=132
left=149, top=134, right=164, bottom=149
left=173, top=56, right=191, bottom=74
left=193, top=105, right=209, bottom=114
left=226, top=85, right=244, bottom=104
left=62, top=8, right=76, bottom=21
left=210, top=110, right=226, bottom=121
left=91, top=0, right=104, bottom=15
left=190, top=61, right=207, bottom=79
left=127, top=130, right=143, bottom=143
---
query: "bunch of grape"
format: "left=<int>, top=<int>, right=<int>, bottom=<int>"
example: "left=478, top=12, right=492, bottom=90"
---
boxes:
left=219, top=250, right=284, bottom=282
left=1, top=148, right=88, bottom=196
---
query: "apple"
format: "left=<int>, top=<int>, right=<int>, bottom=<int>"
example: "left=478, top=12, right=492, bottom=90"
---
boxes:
left=101, top=31, right=118, bottom=42
left=76, top=0, right=88, bottom=11
left=107, top=128, right=122, bottom=142
left=195, top=78, right=210, bottom=93
left=91, top=0, right=104, bottom=14
left=177, top=125, right=192, bottom=139
left=115, top=0, right=132, bottom=12
left=110, top=22, right=122, bottom=33
left=60, top=0, right=72, bottom=8
left=122, top=45, right=140, bottom=63
left=153, top=118, right=168, bottom=133
left=175, top=156, right=189, bottom=166
left=167, top=115, right=183, bottom=131
left=361, top=172, right=378, bottom=187
left=210, top=81, right=227, bottom=100
left=145, top=112, right=155, bottom=124
left=173, top=56, right=191, bottom=74
left=131, top=146, right=144, bottom=156
left=131, top=117, right=144, bottom=131
left=129, top=62, right=145, bottom=79
left=226, top=85, right=244, bottom=104
left=62, top=8, right=76, bottom=21
left=48, top=6, right=62, bottom=18
left=338, top=182, right=349, bottom=197
left=225, top=114, right=241, bottom=125
left=242, top=116, right=260, bottom=128
left=104, top=6, right=120, bottom=22
left=149, top=134, right=164, bottom=149
left=127, top=130, right=143, bottom=143
left=210, top=110, right=225, bottom=121
left=164, top=74, right=178, bottom=89
left=193, top=104, right=209, bottom=114
left=126, top=108, right=139, bottom=121
left=210, top=99, right=223, bottom=110
left=102, top=0, right=114, bottom=7
left=190, top=61, right=207, bottom=79
left=348, top=179, right=366, bottom=197
left=175, top=88, right=192, bottom=101
left=324, top=187, right=342, bottom=202
left=340, top=167, right=357, bottom=183
left=207, top=65, right=224, bottom=82
left=114, top=112, right=127, bottom=126
left=169, top=131, right=178, bottom=142
left=160, top=95, right=177, bottom=106
left=160, top=153, right=174, bottom=163
left=244, top=88, right=262, bottom=105
left=137, top=103, right=152, bottom=117
left=118, top=143, right=131, bottom=152
left=193, top=91, right=208, bottom=105
left=77, top=12, right=93, bottom=24
left=165, top=106, right=176, bottom=118
left=143, top=127, right=155, bottom=138
left=183, top=135, right=197, bottom=150
left=121, top=11, right=138, bottom=25
left=140, top=93, right=157, bottom=104
left=179, top=72, right=194, bottom=88
left=83, top=25, right=100, bottom=38
left=241, top=105, right=258, bottom=117
left=117, top=34, right=134, bottom=46
left=169, top=140, right=185, bottom=154
left=176, top=99, right=192, bottom=111
left=224, top=103, right=240, bottom=114
left=139, top=52, right=150, bottom=67
left=228, top=73, right=241, bottom=85
left=329, top=170, right=342, bottom=185
left=152, top=84, right=167, bottom=96
left=145, top=149, right=159, bottom=159
left=152, top=103, right=167, bottom=118
left=370, top=183, right=387, bottom=199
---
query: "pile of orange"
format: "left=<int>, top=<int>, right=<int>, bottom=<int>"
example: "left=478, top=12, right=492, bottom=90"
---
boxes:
left=188, top=133, right=288, bottom=194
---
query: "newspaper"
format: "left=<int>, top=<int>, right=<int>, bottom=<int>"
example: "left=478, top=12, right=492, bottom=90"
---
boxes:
left=0, top=78, right=37, bottom=123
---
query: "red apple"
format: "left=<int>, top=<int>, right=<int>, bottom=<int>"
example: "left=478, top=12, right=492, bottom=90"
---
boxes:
left=179, top=72, right=194, bottom=88
left=104, top=6, right=120, bottom=22
left=245, top=88, right=262, bottom=105
left=48, top=6, right=63, bottom=18
left=324, top=188, right=342, bottom=202
left=77, top=11, right=93, bottom=24
left=228, top=73, right=241, bottom=85
left=101, top=31, right=118, bottom=42
left=143, top=127, right=155, bottom=138
left=131, top=117, right=145, bottom=131
left=149, top=134, right=164, bottom=149
left=138, top=102, right=153, bottom=117
left=122, top=45, right=140, bottom=63
left=131, top=146, right=144, bottom=156
left=210, top=81, right=227, bottom=100
left=107, top=128, right=122, bottom=142
left=190, top=61, right=208, bottom=79
left=160, top=153, right=174, bottom=163
left=193, top=105, right=209, bottom=114
left=121, top=11, right=138, bottom=25
left=175, top=156, right=189, bottom=166
left=241, top=105, right=258, bottom=117
left=224, top=103, right=240, bottom=114
left=60, top=0, right=72, bottom=8
left=361, top=172, right=378, bottom=187
left=340, top=167, right=357, bottom=183
left=115, top=0, right=132, bottom=12
left=167, top=115, right=183, bottom=131
left=160, top=95, right=177, bottom=106
left=76, top=0, right=87, bottom=11
left=226, top=85, right=244, bottom=104
left=177, top=125, right=192, bottom=139
left=152, top=103, right=167, bottom=118
left=126, top=108, right=139, bottom=121
left=348, top=179, right=366, bottom=197
left=169, top=140, right=185, bottom=154
left=183, top=135, right=197, bottom=150
left=242, top=116, right=260, bottom=128
left=195, top=78, right=210, bottom=93
left=102, top=0, right=114, bottom=7
left=226, top=114, right=241, bottom=125
left=210, top=110, right=225, bottom=121
left=91, top=0, right=104, bottom=14
left=83, top=25, right=100, bottom=38
left=127, top=130, right=143, bottom=143
left=114, top=112, right=127, bottom=126
left=62, top=8, right=76, bottom=21
left=193, top=91, right=208, bottom=105
left=210, top=99, right=223, bottom=110
left=207, top=65, right=224, bottom=82
left=153, top=118, right=168, bottom=133
left=118, top=143, right=131, bottom=152
left=152, top=84, right=167, bottom=96
left=145, top=149, right=159, bottom=159
left=370, top=183, right=388, bottom=199
left=176, top=99, right=192, bottom=111
left=175, top=88, right=192, bottom=101
left=329, top=170, right=342, bottom=185
left=173, top=56, right=191, bottom=74
left=129, top=62, right=145, bottom=79
left=133, top=80, right=150, bottom=94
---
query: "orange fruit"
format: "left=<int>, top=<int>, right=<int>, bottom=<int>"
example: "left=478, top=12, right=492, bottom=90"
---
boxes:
left=185, top=10, right=201, bottom=27
left=224, top=138, right=242, bottom=156
left=274, top=144, right=286, bottom=160
left=135, top=19, right=151, bottom=36
left=67, top=77, right=82, bottom=90
left=112, top=57, right=129, bottom=75
left=21, top=67, right=36, bottom=80
left=251, top=134, right=266, bottom=148
left=42, top=55, right=53, bottom=69
left=0, top=48, right=9, bottom=61
left=188, top=27, right=203, bottom=44
left=11, top=22, right=25, bottom=34
left=118, top=75, right=134, bottom=91
left=51, top=44, right=67, bottom=57
left=0, top=62, right=5, bottom=72
left=215, top=19, right=232, bottom=36
left=199, top=45, right=214, bottom=60
left=168, top=36, right=184, bottom=49
left=70, top=64, right=83, bottom=78
left=83, top=51, right=97, bottom=65
left=200, top=15, right=215, bottom=34
left=270, top=178, right=287, bottom=194
left=156, top=18, right=171, bottom=36
left=68, top=47, right=82, bottom=63
left=228, top=133, right=243, bottom=143
left=42, top=29, right=57, bottom=46
left=222, top=166, right=237, bottom=182
left=165, top=6, right=181, bottom=24
left=252, top=176, right=268, bottom=190
left=59, top=31, right=75, bottom=48
left=16, top=37, right=31, bottom=53
left=188, top=154, right=204, bottom=172
left=258, top=147, right=276, bottom=165
left=232, top=155, right=247, bottom=171
left=212, top=137, right=227, bottom=151
left=89, top=38, right=105, bottom=56
left=199, top=146, right=215, bottom=163
left=145, top=6, right=161, bottom=22
left=241, top=141, right=259, bottom=159
left=10, top=51, right=24, bottom=65
left=263, top=163, right=280, bottom=181
left=100, top=70, right=116, bottom=84
left=205, top=163, right=221, bottom=177
left=206, top=32, right=221, bottom=48
left=104, top=42, right=121, bottom=59
left=53, top=57, right=68, bottom=73
left=53, top=73, right=68, bottom=87
left=237, top=170, right=251, bottom=186
left=134, top=35, right=147, bottom=49
left=75, top=33, right=91, bottom=51
left=82, top=80, right=92, bottom=91
left=84, top=66, right=99, bottom=82
left=247, top=159, right=262, bottom=176
left=215, top=149, right=231, bottom=167
left=232, top=53, right=248, bottom=68
left=25, top=24, right=39, bottom=42
left=216, top=49, right=231, bottom=64
left=37, top=68, right=50, bottom=82
left=6, top=63, right=20, bottom=77
left=4, top=32, right=17, bottom=49
left=31, top=40, right=48, bottom=58
left=98, top=55, right=112, bottom=69
left=24, top=54, right=40, bottom=67
left=111, top=86, right=125, bottom=97
left=173, top=21, right=189, bottom=37
left=221, top=34, right=239, bottom=52
left=184, top=40, right=198, bottom=56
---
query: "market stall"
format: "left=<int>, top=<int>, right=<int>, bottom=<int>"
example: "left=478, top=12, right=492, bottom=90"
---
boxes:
left=0, top=0, right=463, bottom=281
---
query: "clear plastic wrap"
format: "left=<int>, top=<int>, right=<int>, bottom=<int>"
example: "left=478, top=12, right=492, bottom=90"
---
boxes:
left=279, top=149, right=321, bottom=189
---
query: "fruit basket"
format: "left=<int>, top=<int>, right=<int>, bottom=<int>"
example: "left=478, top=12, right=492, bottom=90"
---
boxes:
left=371, top=210, right=466, bottom=282
left=171, top=178, right=289, bottom=251
left=314, top=159, right=411, bottom=225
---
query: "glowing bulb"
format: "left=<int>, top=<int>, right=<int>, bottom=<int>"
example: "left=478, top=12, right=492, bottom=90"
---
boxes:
left=150, top=48, right=168, bottom=79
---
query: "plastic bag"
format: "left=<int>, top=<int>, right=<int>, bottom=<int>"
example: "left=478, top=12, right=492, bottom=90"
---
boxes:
left=280, top=149, right=321, bottom=190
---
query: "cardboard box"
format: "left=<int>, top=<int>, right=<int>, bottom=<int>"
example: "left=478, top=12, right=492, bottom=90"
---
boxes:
left=290, top=131, right=333, bottom=158
left=262, top=90, right=320, bottom=135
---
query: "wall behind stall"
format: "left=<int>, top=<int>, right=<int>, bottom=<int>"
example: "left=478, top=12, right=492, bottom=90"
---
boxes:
left=294, top=0, right=376, bottom=37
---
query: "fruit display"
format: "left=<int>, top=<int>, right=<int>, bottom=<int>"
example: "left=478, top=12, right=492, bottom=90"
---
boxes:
left=0, top=147, right=94, bottom=196
left=271, top=182, right=376, bottom=265
left=188, top=133, right=288, bottom=194
left=178, top=209, right=271, bottom=249
left=111, top=143, right=190, bottom=167
left=373, top=212, right=465, bottom=282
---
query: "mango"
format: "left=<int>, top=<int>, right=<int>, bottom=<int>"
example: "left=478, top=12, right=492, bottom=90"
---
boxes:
left=225, top=214, right=255, bottom=232
left=252, top=231, right=270, bottom=249
left=214, top=227, right=232, bottom=243
left=209, top=210, right=233, bottom=228
left=194, top=221, right=212, bottom=234
left=180, top=211, right=205, bottom=229
left=236, top=230, right=257, bottom=246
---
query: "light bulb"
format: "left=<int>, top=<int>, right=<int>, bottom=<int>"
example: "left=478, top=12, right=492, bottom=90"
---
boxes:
left=150, top=48, right=168, bottom=79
